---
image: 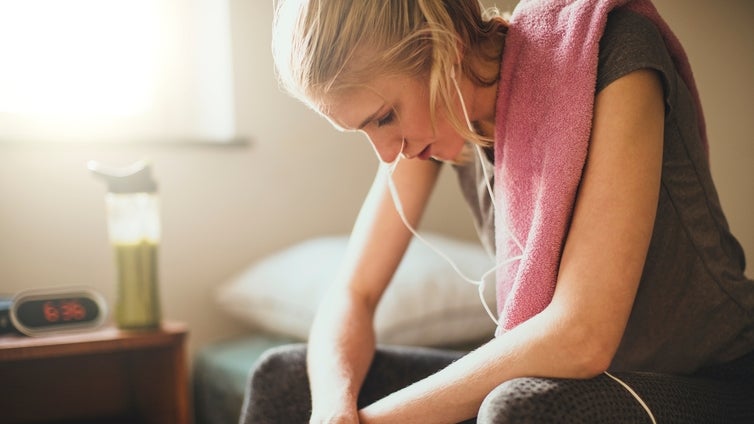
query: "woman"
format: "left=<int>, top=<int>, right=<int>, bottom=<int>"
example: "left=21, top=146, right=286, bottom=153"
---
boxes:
left=241, top=0, right=754, bottom=422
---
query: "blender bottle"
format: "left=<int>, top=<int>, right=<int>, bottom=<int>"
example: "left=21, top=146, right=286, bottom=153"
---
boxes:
left=89, top=160, right=162, bottom=329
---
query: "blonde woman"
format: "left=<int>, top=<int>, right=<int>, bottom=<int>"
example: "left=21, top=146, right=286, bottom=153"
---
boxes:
left=240, top=0, right=754, bottom=422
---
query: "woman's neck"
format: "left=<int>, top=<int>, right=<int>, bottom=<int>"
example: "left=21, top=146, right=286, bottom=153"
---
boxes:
left=469, top=30, right=505, bottom=139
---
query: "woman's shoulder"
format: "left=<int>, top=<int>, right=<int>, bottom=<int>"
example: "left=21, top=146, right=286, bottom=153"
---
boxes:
left=596, top=8, right=677, bottom=98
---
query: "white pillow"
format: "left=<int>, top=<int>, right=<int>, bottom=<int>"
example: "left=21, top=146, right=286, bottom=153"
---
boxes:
left=216, top=233, right=497, bottom=347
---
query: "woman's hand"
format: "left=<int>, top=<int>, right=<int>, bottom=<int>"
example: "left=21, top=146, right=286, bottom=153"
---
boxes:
left=310, top=406, right=361, bottom=424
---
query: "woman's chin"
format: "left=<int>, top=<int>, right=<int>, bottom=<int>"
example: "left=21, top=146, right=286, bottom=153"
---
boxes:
left=435, top=141, right=474, bottom=165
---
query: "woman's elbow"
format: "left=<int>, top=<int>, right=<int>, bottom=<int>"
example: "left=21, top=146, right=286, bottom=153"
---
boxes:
left=559, top=318, right=619, bottom=378
left=576, top=345, right=614, bottom=378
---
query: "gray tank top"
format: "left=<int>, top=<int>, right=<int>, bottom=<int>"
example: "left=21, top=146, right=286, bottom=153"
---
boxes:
left=452, top=9, right=754, bottom=373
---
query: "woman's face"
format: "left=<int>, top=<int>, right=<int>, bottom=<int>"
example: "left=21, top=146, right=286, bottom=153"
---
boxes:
left=323, top=74, right=467, bottom=164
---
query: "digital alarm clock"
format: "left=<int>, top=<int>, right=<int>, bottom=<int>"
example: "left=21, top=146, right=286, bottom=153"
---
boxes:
left=8, top=287, right=108, bottom=336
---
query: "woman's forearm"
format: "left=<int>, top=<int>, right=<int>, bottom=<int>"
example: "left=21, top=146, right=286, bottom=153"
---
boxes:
left=307, top=288, right=377, bottom=420
left=357, top=304, right=608, bottom=424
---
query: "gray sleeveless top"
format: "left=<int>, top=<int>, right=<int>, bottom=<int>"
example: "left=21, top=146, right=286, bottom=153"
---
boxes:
left=452, top=9, right=754, bottom=374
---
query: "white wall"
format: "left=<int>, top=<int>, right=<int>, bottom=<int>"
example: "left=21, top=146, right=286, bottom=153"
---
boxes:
left=0, top=0, right=476, bottom=358
left=0, top=0, right=751, bottom=360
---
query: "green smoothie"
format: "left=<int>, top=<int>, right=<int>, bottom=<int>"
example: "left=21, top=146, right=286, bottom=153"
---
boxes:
left=113, top=239, right=161, bottom=329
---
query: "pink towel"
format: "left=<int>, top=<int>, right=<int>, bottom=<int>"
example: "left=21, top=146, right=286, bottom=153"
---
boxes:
left=493, top=0, right=707, bottom=333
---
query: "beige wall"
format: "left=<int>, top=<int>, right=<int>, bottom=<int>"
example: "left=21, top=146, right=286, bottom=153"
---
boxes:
left=0, top=0, right=751, bottom=359
left=654, top=0, right=753, bottom=275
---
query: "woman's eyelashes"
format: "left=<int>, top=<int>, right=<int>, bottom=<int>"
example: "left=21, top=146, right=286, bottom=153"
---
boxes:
left=376, top=109, right=395, bottom=127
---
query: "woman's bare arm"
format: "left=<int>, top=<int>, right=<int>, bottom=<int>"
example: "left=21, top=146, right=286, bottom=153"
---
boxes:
left=308, top=157, right=442, bottom=423
left=358, top=68, right=665, bottom=423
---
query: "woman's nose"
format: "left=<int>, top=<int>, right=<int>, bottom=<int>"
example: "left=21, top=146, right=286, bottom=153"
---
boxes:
left=367, top=133, right=404, bottom=164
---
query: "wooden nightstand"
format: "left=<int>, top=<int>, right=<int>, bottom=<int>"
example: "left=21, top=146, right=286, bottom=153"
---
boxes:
left=0, top=321, right=190, bottom=424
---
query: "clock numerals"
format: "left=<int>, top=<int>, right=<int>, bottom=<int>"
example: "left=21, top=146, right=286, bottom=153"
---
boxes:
left=43, top=300, right=88, bottom=323
left=43, top=301, right=60, bottom=322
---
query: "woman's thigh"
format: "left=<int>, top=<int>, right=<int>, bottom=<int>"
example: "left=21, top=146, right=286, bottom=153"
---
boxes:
left=478, top=371, right=754, bottom=424
left=239, top=343, right=468, bottom=423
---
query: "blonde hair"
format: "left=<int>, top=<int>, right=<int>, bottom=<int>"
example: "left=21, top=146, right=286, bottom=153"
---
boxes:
left=272, top=0, right=506, bottom=146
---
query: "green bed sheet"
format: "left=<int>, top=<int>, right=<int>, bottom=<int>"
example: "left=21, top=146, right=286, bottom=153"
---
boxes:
left=193, top=333, right=298, bottom=424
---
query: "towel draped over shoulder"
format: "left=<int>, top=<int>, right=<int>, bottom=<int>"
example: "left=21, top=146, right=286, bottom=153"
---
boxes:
left=493, top=0, right=707, bottom=333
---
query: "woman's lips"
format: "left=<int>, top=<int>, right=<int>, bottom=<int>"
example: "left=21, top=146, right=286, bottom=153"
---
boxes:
left=418, top=145, right=432, bottom=160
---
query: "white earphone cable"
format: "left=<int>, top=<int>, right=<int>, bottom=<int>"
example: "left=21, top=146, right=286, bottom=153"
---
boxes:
left=604, top=371, right=657, bottom=423
left=386, top=156, right=521, bottom=325
left=381, top=70, right=526, bottom=327
left=451, top=69, right=524, bottom=255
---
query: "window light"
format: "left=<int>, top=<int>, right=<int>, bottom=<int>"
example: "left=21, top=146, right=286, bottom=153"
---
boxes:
left=0, top=0, right=235, bottom=143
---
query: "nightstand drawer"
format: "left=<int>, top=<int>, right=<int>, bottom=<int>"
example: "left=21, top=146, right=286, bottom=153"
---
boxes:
left=0, top=321, right=190, bottom=424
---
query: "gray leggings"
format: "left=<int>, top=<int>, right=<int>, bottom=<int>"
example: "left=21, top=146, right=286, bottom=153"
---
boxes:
left=239, top=344, right=754, bottom=423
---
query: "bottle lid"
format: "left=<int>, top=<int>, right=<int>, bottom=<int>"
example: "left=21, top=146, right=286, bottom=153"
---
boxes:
left=88, top=160, right=157, bottom=193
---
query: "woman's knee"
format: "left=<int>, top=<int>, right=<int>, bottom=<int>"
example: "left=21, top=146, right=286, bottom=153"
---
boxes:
left=240, top=343, right=311, bottom=424
left=248, top=343, right=308, bottom=392
left=477, top=375, right=652, bottom=424
left=478, top=377, right=558, bottom=423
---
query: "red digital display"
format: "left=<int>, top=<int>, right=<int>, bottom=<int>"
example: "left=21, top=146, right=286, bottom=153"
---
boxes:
left=43, top=299, right=87, bottom=322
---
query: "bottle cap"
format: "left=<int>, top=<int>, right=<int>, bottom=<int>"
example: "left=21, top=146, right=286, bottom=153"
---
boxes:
left=88, top=160, right=158, bottom=193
